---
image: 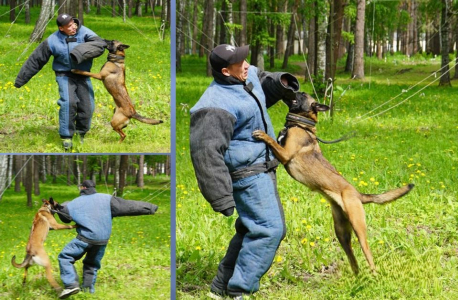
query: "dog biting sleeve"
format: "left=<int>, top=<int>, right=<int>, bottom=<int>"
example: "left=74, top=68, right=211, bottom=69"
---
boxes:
left=257, top=70, right=300, bottom=108
left=70, top=37, right=107, bottom=64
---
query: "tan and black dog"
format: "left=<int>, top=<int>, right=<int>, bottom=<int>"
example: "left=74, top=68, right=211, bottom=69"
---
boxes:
left=11, top=198, right=76, bottom=291
left=72, top=40, right=163, bottom=142
left=252, top=92, right=414, bottom=275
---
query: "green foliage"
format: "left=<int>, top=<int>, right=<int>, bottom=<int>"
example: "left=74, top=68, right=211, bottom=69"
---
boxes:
left=341, top=31, right=355, bottom=45
left=0, top=173, right=171, bottom=299
left=0, top=7, right=170, bottom=153
left=176, top=54, right=458, bottom=298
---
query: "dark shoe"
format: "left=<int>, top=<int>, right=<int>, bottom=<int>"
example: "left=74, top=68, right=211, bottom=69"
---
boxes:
left=59, top=287, right=80, bottom=299
left=208, top=283, right=227, bottom=299
left=62, top=138, right=72, bottom=150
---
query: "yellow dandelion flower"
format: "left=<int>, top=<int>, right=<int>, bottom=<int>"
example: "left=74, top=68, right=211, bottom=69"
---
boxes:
left=353, top=178, right=358, bottom=181
left=301, top=219, right=307, bottom=224
left=378, top=240, right=384, bottom=244
left=275, top=256, right=283, bottom=263
left=301, top=238, right=308, bottom=244
left=177, top=204, right=182, bottom=208
left=320, top=198, right=326, bottom=203
left=310, top=242, right=315, bottom=247
left=306, top=225, right=312, bottom=230
left=195, top=246, right=201, bottom=250
left=370, top=178, right=375, bottom=182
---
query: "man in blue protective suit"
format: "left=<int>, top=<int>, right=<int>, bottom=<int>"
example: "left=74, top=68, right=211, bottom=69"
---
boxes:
left=57, top=180, right=112, bottom=299
left=15, top=14, right=106, bottom=150
left=189, top=44, right=300, bottom=298
left=55, top=179, right=158, bottom=299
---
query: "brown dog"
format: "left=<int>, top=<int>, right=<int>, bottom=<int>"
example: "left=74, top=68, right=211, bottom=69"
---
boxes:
left=72, top=40, right=163, bottom=142
left=252, top=92, right=414, bottom=275
left=11, top=198, right=76, bottom=291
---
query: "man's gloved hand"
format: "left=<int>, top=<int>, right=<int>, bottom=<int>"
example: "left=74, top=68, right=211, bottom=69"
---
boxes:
left=220, top=206, right=235, bottom=217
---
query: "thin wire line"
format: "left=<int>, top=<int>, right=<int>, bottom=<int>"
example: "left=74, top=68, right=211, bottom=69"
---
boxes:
left=0, top=155, right=33, bottom=200
left=355, top=60, right=458, bottom=123
left=356, top=62, right=451, bottom=121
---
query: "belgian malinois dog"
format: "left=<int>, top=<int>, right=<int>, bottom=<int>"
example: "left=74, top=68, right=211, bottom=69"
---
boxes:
left=72, top=39, right=163, bottom=142
left=11, top=198, right=76, bottom=291
left=252, top=92, right=414, bottom=275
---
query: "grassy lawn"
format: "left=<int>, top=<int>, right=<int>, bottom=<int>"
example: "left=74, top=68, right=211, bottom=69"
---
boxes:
left=176, top=53, right=458, bottom=299
left=0, top=7, right=170, bottom=153
left=0, top=172, right=171, bottom=299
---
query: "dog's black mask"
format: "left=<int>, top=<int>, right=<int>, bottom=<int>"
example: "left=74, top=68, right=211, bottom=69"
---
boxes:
left=104, top=39, right=130, bottom=53
left=287, top=92, right=330, bottom=116
left=288, top=92, right=311, bottom=113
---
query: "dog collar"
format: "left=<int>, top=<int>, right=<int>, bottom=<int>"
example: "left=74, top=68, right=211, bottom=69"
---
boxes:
left=107, top=54, right=125, bottom=62
left=285, top=113, right=316, bottom=128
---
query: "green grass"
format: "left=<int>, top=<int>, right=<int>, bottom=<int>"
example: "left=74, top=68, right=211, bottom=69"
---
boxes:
left=176, top=54, right=458, bottom=298
left=0, top=172, right=171, bottom=299
left=0, top=7, right=170, bottom=153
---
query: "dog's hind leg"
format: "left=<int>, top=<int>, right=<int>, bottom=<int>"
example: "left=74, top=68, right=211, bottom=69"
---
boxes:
left=33, top=250, right=62, bottom=291
left=331, top=203, right=359, bottom=275
left=343, top=190, right=376, bottom=274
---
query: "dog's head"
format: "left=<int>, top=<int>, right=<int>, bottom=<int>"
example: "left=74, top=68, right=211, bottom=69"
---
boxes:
left=104, top=39, right=130, bottom=54
left=42, top=197, right=63, bottom=212
left=284, top=92, right=330, bottom=122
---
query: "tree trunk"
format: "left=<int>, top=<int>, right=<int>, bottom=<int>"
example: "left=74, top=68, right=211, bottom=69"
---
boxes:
left=306, top=2, right=316, bottom=81
left=14, top=155, right=22, bottom=192
left=112, top=0, right=116, bottom=17
left=275, top=0, right=286, bottom=59
left=176, top=0, right=183, bottom=72
left=67, top=156, right=72, bottom=186
left=26, top=156, right=33, bottom=207
left=202, top=0, right=215, bottom=76
left=10, top=0, right=16, bottom=23
left=119, top=155, right=129, bottom=196
left=455, top=20, right=458, bottom=79
left=325, top=0, right=345, bottom=81
left=33, top=155, right=40, bottom=196
left=439, top=0, right=451, bottom=87
left=191, top=0, right=198, bottom=54
left=282, top=4, right=298, bottom=69
left=137, top=155, right=144, bottom=188
left=352, top=0, right=365, bottom=79
left=114, top=155, right=120, bottom=190
left=240, top=0, right=247, bottom=46
left=316, top=7, right=327, bottom=81
left=78, top=0, right=84, bottom=25
left=0, top=155, right=8, bottom=201
left=30, top=0, right=54, bottom=42
left=25, top=1, right=30, bottom=24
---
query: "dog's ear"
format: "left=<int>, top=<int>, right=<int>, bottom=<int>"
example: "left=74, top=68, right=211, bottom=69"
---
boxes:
left=312, top=102, right=330, bottom=112
left=118, top=44, right=130, bottom=51
left=49, top=197, right=55, bottom=205
left=41, top=199, right=47, bottom=203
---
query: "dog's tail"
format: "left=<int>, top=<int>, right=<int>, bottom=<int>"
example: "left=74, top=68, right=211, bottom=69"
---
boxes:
left=132, top=113, right=163, bottom=125
left=360, top=184, right=414, bottom=204
left=11, top=254, right=32, bottom=268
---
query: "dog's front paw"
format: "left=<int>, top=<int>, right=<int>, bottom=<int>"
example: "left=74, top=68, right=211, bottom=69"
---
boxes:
left=252, top=130, right=267, bottom=140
